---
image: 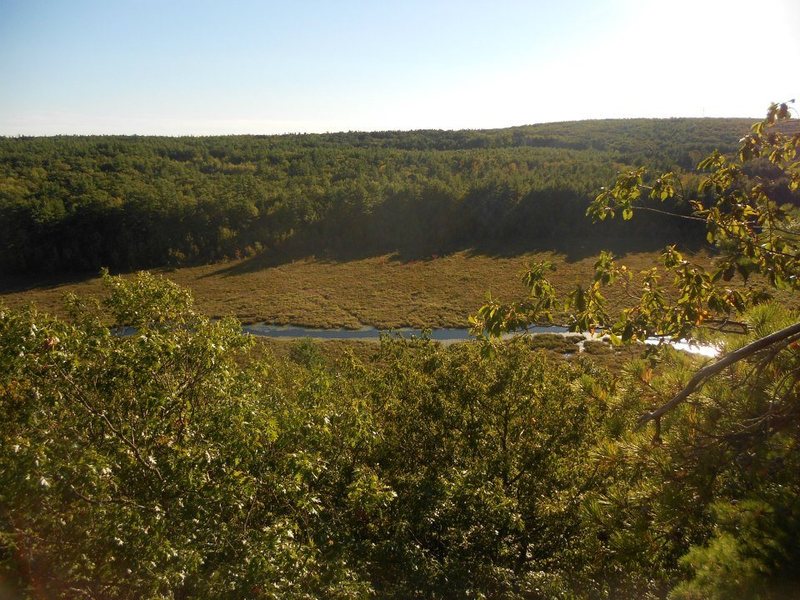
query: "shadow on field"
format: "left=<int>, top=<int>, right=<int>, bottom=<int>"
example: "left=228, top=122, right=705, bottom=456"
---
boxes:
left=2, top=222, right=705, bottom=291
left=0, top=271, right=99, bottom=295
left=207, top=225, right=705, bottom=278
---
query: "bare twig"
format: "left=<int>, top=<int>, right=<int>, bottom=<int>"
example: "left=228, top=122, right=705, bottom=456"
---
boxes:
left=702, top=319, right=750, bottom=335
left=632, top=205, right=707, bottom=222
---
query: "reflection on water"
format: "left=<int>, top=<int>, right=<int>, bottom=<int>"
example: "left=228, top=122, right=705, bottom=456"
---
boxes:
left=645, top=337, right=719, bottom=357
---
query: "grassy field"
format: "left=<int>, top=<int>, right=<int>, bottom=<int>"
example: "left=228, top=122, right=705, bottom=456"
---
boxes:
left=1, top=249, right=692, bottom=329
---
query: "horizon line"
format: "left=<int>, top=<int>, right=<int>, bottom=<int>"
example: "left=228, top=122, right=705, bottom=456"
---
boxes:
left=0, top=114, right=762, bottom=139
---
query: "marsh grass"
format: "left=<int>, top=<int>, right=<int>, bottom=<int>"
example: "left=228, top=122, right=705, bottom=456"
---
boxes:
left=527, top=333, right=582, bottom=353
left=583, top=339, right=614, bottom=355
left=1, top=249, right=703, bottom=329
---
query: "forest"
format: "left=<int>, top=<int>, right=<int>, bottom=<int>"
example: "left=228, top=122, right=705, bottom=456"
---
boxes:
left=0, top=118, right=754, bottom=274
left=1, top=106, right=800, bottom=600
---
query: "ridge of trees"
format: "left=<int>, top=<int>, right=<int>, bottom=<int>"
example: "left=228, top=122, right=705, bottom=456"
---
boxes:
left=0, top=118, right=755, bottom=274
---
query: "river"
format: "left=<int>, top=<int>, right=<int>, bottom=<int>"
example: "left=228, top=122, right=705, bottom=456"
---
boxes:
left=242, top=323, right=719, bottom=357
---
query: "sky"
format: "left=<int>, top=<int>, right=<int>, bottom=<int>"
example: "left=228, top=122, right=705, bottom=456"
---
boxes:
left=0, top=0, right=798, bottom=135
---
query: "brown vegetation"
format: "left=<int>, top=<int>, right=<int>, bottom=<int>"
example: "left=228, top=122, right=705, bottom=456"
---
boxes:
left=1, top=250, right=711, bottom=329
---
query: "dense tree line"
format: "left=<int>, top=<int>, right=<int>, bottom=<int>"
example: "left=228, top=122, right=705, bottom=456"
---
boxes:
left=0, top=118, right=752, bottom=274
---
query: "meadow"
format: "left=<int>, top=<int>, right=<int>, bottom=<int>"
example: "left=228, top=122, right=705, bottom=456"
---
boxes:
left=2, top=249, right=702, bottom=329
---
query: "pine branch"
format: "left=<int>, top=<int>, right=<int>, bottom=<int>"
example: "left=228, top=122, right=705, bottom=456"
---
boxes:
left=637, top=320, right=800, bottom=428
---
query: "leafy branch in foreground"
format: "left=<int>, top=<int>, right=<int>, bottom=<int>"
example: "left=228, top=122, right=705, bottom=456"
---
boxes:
left=472, top=101, right=800, bottom=426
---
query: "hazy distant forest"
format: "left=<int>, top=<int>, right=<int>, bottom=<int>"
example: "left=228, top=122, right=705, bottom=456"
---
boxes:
left=0, top=118, right=757, bottom=274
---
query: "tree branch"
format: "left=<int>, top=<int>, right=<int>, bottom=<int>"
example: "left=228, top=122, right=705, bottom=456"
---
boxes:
left=702, top=319, right=750, bottom=335
left=632, top=205, right=707, bottom=222
left=637, top=320, right=800, bottom=428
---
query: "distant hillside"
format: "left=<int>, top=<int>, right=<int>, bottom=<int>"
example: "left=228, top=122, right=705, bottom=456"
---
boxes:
left=297, top=118, right=753, bottom=167
left=0, top=118, right=757, bottom=274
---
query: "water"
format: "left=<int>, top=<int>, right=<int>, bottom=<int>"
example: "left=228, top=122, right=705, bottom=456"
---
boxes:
left=645, top=337, right=719, bottom=357
left=243, top=323, right=720, bottom=357
left=114, top=323, right=718, bottom=357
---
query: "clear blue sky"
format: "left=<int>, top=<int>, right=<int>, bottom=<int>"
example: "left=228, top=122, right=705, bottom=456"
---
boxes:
left=1, top=0, right=798, bottom=135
